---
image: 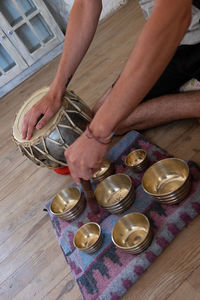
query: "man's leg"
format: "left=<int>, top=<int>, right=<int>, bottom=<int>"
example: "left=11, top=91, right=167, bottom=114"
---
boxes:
left=115, top=90, right=200, bottom=134
left=93, top=43, right=200, bottom=134
left=93, top=88, right=200, bottom=134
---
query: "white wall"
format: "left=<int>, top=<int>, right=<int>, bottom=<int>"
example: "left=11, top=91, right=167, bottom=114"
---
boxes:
left=100, top=0, right=128, bottom=19
left=45, top=0, right=128, bottom=31
left=61, top=0, right=128, bottom=20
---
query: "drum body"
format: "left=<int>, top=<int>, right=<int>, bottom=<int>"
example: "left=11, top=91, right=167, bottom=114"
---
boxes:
left=13, top=88, right=93, bottom=168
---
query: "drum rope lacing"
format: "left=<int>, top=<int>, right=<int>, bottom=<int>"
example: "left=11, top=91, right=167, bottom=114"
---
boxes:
left=16, top=91, right=93, bottom=168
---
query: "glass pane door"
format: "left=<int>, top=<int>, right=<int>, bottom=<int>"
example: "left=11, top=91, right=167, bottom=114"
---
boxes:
left=15, top=13, right=54, bottom=54
left=0, top=0, right=64, bottom=65
left=0, top=44, right=16, bottom=72
left=15, top=0, right=37, bottom=17
left=15, top=23, right=41, bottom=54
left=0, top=29, right=28, bottom=87
left=29, top=14, right=54, bottom=44
left=0, top=0, right=23, bottom=27
left=0, top=0, right=37, bottom=25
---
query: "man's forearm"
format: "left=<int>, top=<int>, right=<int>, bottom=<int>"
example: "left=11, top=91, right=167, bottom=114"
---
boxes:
left=90, top=0, right=192, bottom=137
left=50, top=0, right=102, bottom=97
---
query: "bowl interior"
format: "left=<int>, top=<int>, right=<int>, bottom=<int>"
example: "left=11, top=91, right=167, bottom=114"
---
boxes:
left=74, top=223, right=101, bottom=250
left=142, top=158, right=189, bottom=196
left=94, top=173, right=132, bottom=207
left=50, top=187, right=81, bottom=214
left=125, top=149, right=146, bottom=167
left=92, top=158, right=111, bottom=178
left=112, top=213, right=150, bottom=248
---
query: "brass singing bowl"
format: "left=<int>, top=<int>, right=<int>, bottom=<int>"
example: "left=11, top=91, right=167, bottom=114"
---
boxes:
left=106, top=187, right=134, bottom=209
left=119, top=230, right=153, bottom=253
left=93, top=158, right=111, bottom=179
left=92, top=158, right=115, bottom=183
left=94, top=173, right=132, bottom=208
left=50, top=186, right=82, bottom=215
left=152, top=176, right=191, bottom=199
left=125, top=149, right=147, bottom=167
left=112, top=213, right=150, bottom=250
left=142, top=158, right=190, bottom=197
left=153, top=179, right=191, bottom=202
left=73, top=222, right=102, bottom=252
left=103, top=188, right=135, bottom=214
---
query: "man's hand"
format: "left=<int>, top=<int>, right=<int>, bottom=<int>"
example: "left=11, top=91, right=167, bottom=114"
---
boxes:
left=65, top=131, right=109, bottom=184
left=21, top=91, right=62, bottom=140
left=21, top=0, right=102, bottom=141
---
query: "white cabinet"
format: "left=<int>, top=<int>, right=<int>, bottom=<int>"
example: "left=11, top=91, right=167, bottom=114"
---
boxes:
left=0, top=28, right=28, bottom=85
left=0, top=0, right=64, bottom=88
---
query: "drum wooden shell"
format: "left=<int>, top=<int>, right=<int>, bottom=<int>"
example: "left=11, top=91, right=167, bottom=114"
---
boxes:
left=13, top=88, right=93, bottom=168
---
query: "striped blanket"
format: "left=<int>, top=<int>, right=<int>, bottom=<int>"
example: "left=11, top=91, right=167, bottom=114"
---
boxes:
left=46, top=130, right=200, bottom=300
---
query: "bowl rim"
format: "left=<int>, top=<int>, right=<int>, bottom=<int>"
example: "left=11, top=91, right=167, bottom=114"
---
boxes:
left=50, top=186, right=82, bottom=216
left=73, top=222, right=102, bottom=250
left=111, top=212, right=150, bottom=249
left=125, top=149, right=147, bottom=167
left=92, top=157, right=111, bottom=179
left=142, top=158, right=190, bottom=197
left=94, top=173, right=133, bottom=207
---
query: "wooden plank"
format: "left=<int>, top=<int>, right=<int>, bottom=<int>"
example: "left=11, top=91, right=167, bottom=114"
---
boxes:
left=16, top=269, right=82, bottom=300
left=0, top=222, right=71, bottom=299
left=143, top=119, right=197, bottom=151
left=166, top=280, right=200, bottom=300
left=162, top=121, right=200, bottom=165
left=122, top=216, right=200, bottom=300
left=187, top=265, right=200, bottom=292
left=0, top=167, right=72, bottom=246
left=0, top=159, right=37, bottom=201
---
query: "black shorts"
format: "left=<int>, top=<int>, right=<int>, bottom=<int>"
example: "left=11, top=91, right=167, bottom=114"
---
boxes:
left=144, top=42, right=200, bottom=100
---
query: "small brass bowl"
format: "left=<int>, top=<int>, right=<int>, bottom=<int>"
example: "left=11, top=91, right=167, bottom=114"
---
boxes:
left=92, top=158, right=115, bottom=183
left=112, top=213, right=152, bottom=254
left=142, top=158, right=190, bottom=197
left=125, top=149, right=148, bottom=172
left=94, top=173, right=133, bottom=210
left=73, top=222, right=103, bottom=253
left=50, top=186, right=85, bottom=221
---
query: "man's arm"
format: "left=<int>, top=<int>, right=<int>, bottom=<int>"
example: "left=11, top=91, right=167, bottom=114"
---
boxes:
left=90, top=0, right=192, bottom=138
left=22, top=0, right=102, bottom=139
left=65, top=0, right=193, bottom=183
left=51, top=0, right=102, bottom=99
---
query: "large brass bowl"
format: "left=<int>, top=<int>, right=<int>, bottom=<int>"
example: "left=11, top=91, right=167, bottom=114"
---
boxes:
left=142, top=158, right=190, bottom=197
left=112, top=213, right=152, bottom=253
left=94, top=173, right=133, bottom=208
left=73, top=222, right=102, bottom=253
left=125, top=149, right=148, bottom=172
left=50, top=186, right=85, bottom=220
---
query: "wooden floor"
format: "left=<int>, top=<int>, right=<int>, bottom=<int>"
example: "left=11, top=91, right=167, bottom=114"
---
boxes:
left=1, top=1, right=200, bottom=299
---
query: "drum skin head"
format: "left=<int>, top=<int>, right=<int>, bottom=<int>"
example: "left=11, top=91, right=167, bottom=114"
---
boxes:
left=12, top=88, right=93, bottom=168
left=13, top=87, right=62, bottom=144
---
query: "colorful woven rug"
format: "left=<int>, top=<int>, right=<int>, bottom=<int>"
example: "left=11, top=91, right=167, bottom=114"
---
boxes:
left=45, top=130, right=200, bottom=300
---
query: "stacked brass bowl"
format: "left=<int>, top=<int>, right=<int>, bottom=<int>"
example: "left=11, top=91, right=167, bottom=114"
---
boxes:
left=92, top=158, right=115, bottom=183
left=142, top=158, right=191, bottom=204
left=73, top=222, right=103, bottom=253
left=50, top=186, right=85, bottom=221
left=94, top=173, right=134, bottom=214
left=112, top=213, right=153, bottom=254
left=125, top=149, right=148, bottom=172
